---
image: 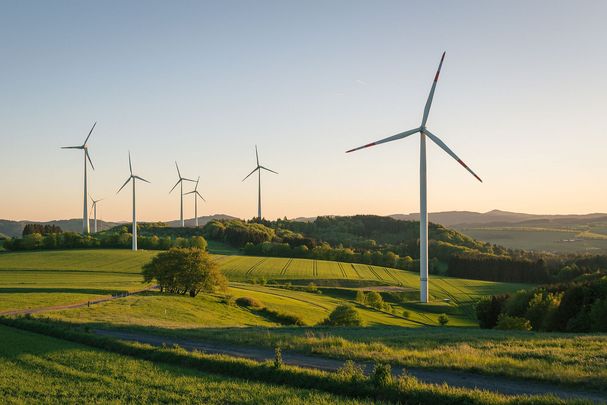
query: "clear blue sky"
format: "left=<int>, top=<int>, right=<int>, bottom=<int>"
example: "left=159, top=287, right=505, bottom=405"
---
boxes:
left=1, top=1, right=606, bottom=222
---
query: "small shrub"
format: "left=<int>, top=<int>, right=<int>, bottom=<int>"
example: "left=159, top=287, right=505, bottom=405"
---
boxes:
left=355, top=290, right=366, bottom=304
left=273, top=346, right=283, bottom=369
left=437, top=314, right=449, bottom=326
left=337, top=360, right=365, bottom=383
left=366, top=291, right=384, bottom=310
left=235, top=296, right=263, bottom=308
left=259, top=308, right=306, bottom=326
left=321, top=304, right=365, bottom=327
left=495, top=314, right=532, bottom=331
left=305, top=282, right=318, bottom=293
left=402, top=310, right=410, bottom=319
left=371, top=363, right=393, bottom=389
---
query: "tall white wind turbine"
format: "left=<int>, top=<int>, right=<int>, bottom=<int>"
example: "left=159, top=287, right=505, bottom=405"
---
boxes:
left=184, top=176, right=206, bottom=227
left=346, top=52, right=482, bottom=303
left=117, top=152, right=150, bottom=251
left=169, top=162, right=195, bottom=227
left=61, top=122, right=97, bottom=234
left=242, top=146, right=278, bottom=222
left=89, top=194, right=104, bottom=233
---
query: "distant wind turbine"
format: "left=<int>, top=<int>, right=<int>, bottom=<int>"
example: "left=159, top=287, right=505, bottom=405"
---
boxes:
left=89, top=194, right=104, bottom=233
left=169, top=162, right=195, bottom=227
left=242, top=146, right=278, bottom=222
left=346, top=52, right=482, bottom=303
left=117, top=152, right=150, bottom=251
left=184, top=176, right=206, bottom=227
left=61, top=122, right=97, bottom=234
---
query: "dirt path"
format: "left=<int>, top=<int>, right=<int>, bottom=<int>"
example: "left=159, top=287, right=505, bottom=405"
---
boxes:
left=0, top=285, right=158, bottom=316
left=95, top=328, right=605, bottom=403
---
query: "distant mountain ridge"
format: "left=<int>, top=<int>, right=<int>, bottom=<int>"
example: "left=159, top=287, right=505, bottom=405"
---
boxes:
left=0, top=214, right=240, bottom=238
left=3, top=210, right=606, bottom=238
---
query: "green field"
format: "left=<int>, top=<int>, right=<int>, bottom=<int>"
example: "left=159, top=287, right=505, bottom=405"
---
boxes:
left=1, top=248, right=605, bottom=403
left=0, top=250, right=529, bottom=321
left=0, top=324, right=367, bottom=404
left=458, top=227, right=607, bottom=253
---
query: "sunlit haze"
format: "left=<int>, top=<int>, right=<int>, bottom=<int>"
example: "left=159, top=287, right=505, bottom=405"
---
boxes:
left=1, top=1, right=606, bottom=222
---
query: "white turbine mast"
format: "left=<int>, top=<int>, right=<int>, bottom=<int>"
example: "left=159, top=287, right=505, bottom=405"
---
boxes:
left=117, top=152, right=150, bottom=251
left=345, top=52, right=482, bottom=303
left=184, top=176, right=206, bottom=227
left=61, top=122, right=97, bottom=234
left=242, top=145, right=278, bottom=222
left=89, top=194, right=104, bottom=233
left=169, top=161, right=195, bottom=227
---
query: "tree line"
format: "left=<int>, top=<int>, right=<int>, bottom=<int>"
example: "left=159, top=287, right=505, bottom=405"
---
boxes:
left=476, top=270, right=607, bottom=332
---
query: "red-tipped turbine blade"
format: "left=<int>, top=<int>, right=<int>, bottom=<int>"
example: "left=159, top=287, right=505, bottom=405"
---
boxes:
left=346, top=127, right=420, bottom=153
left=423, top=129, right=482, bottom=183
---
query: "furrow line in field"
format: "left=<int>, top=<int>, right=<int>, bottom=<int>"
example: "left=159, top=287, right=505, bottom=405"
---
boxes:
left=280, top=258, right=294, bottom=276
left=367, top=265, right=383, bottom=280
left=337, top=262, right=347, bottom=278
left=350, top=264, right=362, bottom=279
left=245, top=258, right=269, bottom=276
left=383, top=268, right=401, bottom=285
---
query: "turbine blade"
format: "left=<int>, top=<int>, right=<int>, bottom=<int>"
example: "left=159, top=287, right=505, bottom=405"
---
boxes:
left=255, top=145, right=259, bottom=166
left=260, top=165, right=278, bottom=175
left=86, top=149, right=95, bottom=170
left=175, top=161, right=181, bottom=179
left=61, top=145, right=83, bottom=149
left=242, top=167, right=259, bottom=182
left=423, top=129, right=482, bottom=183
left=128, top=151, right=133, bottom=175
left=195, top=176, right=200, bottom=191
left=181, top=177, right=196, bottom=182
left=169, top=179, right=181, bottom=193
left=346, top=127, right=421, bottom=153
left=117, top=177, right=132, bottom=194
left=183, top=190, right=195, bottom=195
left=421, top=52, right=446, bottom=127
left=134, top=175, right=150, bottom=183
left=83, top=122, right=97, bottom=145
left=197, top=191, right=206, bottom=202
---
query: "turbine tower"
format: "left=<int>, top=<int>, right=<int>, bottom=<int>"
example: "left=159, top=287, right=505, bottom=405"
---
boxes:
left=89, top=194, right=104, bottom=233
left=184, top=176, right=206, bottom=227
left=169, top=162, right=195, bottom=227
left=242, top=146, right=278, bottom=222
left=61, top=122, right=97, bottom=234
left=117, top=152, right=150, bottom=251
left=346, top=52, right=482, bottom=303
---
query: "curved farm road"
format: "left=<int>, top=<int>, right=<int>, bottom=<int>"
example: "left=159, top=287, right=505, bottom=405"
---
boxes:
left=95, top=329, right=606, bottom=404
left=0, top=285, right=158, bottom=316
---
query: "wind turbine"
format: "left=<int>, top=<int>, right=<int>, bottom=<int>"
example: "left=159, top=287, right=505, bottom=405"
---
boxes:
left=89, top=194, right=104, bottom=233
left=169, top=162, right=195, bottom=227
left=117, top=152, right=150, bottom=251
left=61, top=122, right=97, bottom=234
left=345, top=52, right=482, bottom=303
left=242, top=145, right=278, bottom=222
left=184, top=176, right=205, bottom=227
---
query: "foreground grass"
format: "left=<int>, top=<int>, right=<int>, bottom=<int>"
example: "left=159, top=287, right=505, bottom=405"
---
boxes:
left=133, top=325, right=607, bottom=392
left=0, top=324, right=370, bottom=404
left=0, top=319, right=575, bottom=404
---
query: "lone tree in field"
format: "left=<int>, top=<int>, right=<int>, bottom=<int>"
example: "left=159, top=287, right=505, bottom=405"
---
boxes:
left=320, top=304, right=365, bottom=327
left=143, top=248, right=227, bottom=297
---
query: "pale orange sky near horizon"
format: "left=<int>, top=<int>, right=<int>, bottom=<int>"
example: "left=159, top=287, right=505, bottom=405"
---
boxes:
left=1, top=1, right=606, bottom=223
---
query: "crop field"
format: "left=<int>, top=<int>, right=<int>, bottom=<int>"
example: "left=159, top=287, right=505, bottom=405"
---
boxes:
left=0, top=324, right=367, bottom=404
left=0, top=250, right=529, bottom=317
left=458, top=227, right=607, bottom=253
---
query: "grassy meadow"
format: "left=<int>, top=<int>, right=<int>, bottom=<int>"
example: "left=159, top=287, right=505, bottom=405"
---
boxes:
left=0, top=324, right=370, bottom=405
left=2, top=248, right=604, bottom=403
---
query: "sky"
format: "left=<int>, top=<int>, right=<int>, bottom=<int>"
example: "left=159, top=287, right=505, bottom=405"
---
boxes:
left=1, top=1, right=606, bottom=222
